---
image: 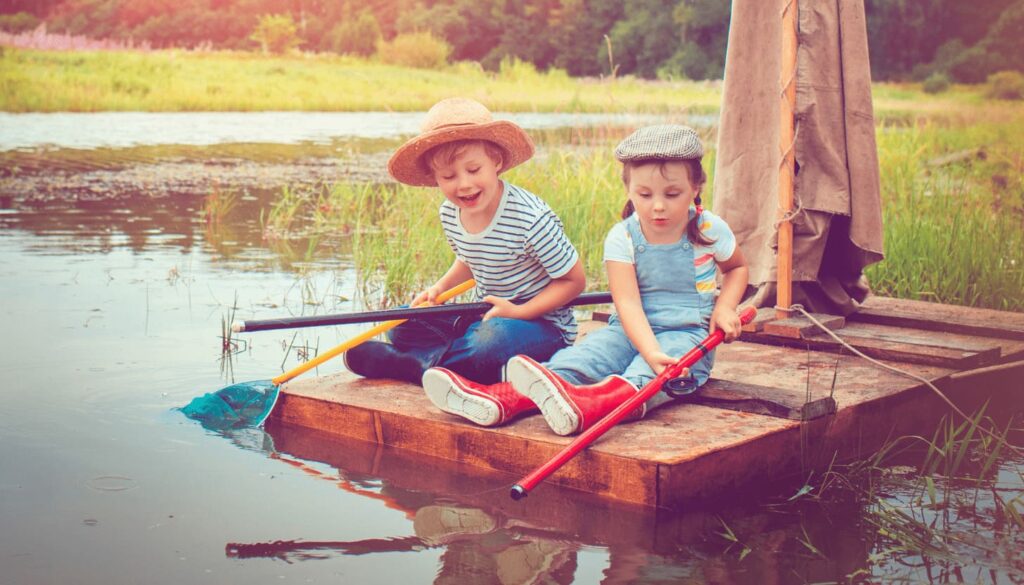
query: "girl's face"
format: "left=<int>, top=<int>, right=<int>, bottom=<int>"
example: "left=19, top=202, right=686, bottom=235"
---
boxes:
left=431, top=143, right=505, bottom=227
left=626, top=161, right=700, bottom=244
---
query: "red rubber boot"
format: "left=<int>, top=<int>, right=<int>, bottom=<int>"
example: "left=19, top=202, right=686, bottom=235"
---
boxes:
left=505, top=355, right=644, bottom=436
left=422, top=367, right=539, bottom=427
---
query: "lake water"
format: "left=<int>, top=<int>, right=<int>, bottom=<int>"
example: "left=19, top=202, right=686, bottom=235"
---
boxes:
left=0, top=111, right=687, bottom=150
left=1, top=113, right=1021, bottom=584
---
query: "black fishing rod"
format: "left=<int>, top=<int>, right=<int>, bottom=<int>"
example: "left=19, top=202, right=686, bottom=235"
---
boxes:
left=233, top=291, right=614, bottom=333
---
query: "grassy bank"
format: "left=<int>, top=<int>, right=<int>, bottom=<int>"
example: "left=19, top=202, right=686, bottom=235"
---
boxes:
left=0, top=46, right=993, bottom=116
left=261, top=109, right=1024, bottom=311
left=0, top=48, right=720, bottom=114
left=868, top=110, right=1024, bottom=310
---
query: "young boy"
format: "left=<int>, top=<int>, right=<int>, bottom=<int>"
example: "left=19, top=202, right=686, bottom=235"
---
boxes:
left=345, top=98, right=585, bottom=425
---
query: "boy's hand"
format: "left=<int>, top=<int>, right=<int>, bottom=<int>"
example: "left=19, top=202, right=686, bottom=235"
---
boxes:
left=709, top=307, right=743, bottom=342
left=411, top=285, right=443, bottom=307
left=643, top=350, right=677, bottom=376
left=481, top=296, right=524, bottom=321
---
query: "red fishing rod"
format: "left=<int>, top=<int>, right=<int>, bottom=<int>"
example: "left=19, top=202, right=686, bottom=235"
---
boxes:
left=510, top=306, right=758, bottom=500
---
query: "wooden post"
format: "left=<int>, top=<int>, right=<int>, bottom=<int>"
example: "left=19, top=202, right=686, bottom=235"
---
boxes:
left=777, top=0, right=798, bottom=319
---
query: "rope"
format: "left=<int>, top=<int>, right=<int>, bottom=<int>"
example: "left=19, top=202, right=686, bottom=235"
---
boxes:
left=774, top=194, right=803, bottom=230
left=779, top=303, right=1023, bottom=455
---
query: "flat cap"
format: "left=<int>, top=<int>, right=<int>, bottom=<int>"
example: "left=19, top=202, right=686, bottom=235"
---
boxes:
left=614, top=124, right=703, bottom=162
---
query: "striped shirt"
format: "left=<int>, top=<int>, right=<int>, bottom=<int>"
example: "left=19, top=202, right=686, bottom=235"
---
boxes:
left=439, top=181, right=579, bottom=343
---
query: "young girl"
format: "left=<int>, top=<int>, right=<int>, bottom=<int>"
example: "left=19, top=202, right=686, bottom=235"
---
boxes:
left=424, top=124, right=748, bottom=435
left=345, top=98, right=586, bottom=413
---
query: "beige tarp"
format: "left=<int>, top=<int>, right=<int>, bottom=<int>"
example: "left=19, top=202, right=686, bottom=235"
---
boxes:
left=713, top=0, right=884, bottom=315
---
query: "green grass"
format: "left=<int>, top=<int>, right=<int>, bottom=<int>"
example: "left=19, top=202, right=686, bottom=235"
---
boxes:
left=867, top=114, right=1024, bottom=310
left=2, top=47, right=1003, bottom=116
left=0, top=48, right=721, bottom=114
left=260, top=106, right=1024, bottom=311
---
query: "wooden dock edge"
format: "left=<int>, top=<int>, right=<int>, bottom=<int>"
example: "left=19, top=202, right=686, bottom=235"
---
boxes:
left=272, top=359, right=1023, bottom=507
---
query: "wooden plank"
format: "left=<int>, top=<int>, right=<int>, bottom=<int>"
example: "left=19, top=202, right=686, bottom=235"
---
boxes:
left=836, top=322, right=1007, bottom=354
left=853, top=296, right=1024, bottom=341
left=742, top=327, right=998, bottom=369
left=741, top=307, right=776, bottom=333
left=690, top=379, right=836, bottom=420
left=762, top=313, right=846, bottom=339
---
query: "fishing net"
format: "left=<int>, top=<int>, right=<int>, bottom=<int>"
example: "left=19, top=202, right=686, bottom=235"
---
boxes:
left=180, top=379, right=279, bottom=431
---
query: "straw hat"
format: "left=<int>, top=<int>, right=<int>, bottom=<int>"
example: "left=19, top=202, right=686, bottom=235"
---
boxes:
left=388, top=98, right=535, bottom=186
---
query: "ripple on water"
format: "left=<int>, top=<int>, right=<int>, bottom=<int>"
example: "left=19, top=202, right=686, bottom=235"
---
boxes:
left=86, top=475, right=138, bottom=492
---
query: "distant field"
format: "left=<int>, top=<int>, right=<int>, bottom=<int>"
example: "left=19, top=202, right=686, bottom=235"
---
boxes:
left=0, top=47, right=992, bottom=115
left=0, top=48, right=721, bottom=114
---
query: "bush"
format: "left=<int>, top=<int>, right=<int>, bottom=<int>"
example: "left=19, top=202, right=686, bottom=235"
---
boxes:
left=922, top=72, right=950, bottom=94
left=947, top=46, right=997, bottom=84
left=376, top=31, right=450, bottom=69
left=249, top=14, right=300, bottom=55
left=0, top=12, right=40, bottom=33
left=325, top=9, right=380, bottom=56
left=986, top=70, right=1024, bottom=100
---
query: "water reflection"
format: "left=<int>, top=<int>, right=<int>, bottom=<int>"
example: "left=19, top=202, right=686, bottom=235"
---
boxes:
left=0, top=191, right=351, bottom=273
left=220, top=420, right=877, bottom=584
left=0, top=112, right=684, bottom=151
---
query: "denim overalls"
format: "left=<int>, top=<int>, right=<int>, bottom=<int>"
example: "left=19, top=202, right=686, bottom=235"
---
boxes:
left=545, top=213, right=717, bottom=397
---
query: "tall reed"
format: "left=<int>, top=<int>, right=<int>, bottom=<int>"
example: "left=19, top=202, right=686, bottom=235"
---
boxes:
left=867, top=115, right=1024, bottom=310
left=259, top=105, right=1023, bottom=312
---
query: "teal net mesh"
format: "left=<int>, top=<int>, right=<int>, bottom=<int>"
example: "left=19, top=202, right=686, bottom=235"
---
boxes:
left=180, top=379, right=279, bottom=431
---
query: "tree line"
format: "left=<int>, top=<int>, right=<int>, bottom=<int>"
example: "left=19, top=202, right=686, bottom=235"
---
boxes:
left=1, top=0, right=1021, bottom=82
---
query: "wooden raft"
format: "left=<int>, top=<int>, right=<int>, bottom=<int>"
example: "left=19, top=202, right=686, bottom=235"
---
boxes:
left=272, top=297, right=1024, bottom=508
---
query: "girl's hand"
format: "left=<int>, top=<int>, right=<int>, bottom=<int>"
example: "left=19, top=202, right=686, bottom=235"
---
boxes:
left=643, top=350, right=677, bottom=376
left=709, top=306, right=743, bottom=342
left=411, top=284, right=444, bottom=307
left=482, top=295, right=523, bottom=321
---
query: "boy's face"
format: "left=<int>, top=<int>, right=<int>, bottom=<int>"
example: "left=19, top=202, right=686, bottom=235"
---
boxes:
left=431, top=143, right=505, bottom=222
left=626, top=161, right=699, bottom=244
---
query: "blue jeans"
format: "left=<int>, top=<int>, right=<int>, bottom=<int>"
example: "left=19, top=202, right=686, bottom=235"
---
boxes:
left=544, top=316, right=714, bottom=390
left=389, top=313, right=568, bottom=385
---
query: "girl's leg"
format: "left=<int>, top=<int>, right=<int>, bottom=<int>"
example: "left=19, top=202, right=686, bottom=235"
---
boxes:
left=543, top=324, right=638, bottom=385
left=438, top=317, right=567, bottom=385
left=619, top=327, right=715, bottom=411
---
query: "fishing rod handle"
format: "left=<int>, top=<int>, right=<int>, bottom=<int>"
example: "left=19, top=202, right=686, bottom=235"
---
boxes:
left=511, top=305, right=757, bottom=499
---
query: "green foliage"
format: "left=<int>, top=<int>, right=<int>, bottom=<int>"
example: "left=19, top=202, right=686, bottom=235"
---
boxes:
left=14, top=0, right=1024, bottom=82
left=604, top=0, right=678, bottom=79
left=922, top=73, right=950, bottom=94
left=249, top=13, right=300, bottom=55
left=324, top=7, right=380, bottom=57
left=376, top=31, right=450, bottom=70
left=978, top=3, right=1024, bottom=73
left=0, top=11, right=40, bottom=32
left=986, top=70, right=1024, bottom=100
left=872, top=0, right=1024, bottom=83
left=550, top=0, right=622, bottom=76
left=658, top=0, right=730, bottom=81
